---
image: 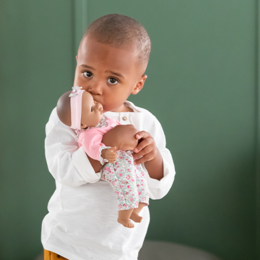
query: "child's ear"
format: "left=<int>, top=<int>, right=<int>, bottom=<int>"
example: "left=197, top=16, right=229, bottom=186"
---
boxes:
left=131, top=75, right=147, bottom=95
left=76, top=55, right=78, bottom=60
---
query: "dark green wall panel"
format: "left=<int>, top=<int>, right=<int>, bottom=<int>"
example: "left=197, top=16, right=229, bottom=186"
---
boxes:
left=0, top=1, right=74, bottom=259
left=0, top=1, right=259, bottom=260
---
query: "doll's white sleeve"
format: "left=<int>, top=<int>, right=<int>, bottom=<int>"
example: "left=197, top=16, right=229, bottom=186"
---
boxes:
left=141, top=113, right=176, bottom=200
left=44, top=108, right=101, bottom=187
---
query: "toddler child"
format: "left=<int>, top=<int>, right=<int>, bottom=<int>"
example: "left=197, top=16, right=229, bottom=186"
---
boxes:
left=42, top=14, right=175, bottom=260
left=56, top=87, right=149, bottom=228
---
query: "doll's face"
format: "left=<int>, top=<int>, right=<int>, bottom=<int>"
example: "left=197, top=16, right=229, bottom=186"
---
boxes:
left=81, top=91, right=103, bottom=128
left=73, top=36, right=148, bottom=112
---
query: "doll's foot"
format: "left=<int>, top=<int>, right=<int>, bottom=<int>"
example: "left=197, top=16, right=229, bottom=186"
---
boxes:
left=130, top=213, right=143, bottom=223
left=117, top=218, right=134, bottom=228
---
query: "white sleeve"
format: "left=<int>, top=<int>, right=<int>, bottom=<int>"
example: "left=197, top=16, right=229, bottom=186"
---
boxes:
left=142, top=113, right=176, bottom=200
left=44, top=108, right=101, bottom=187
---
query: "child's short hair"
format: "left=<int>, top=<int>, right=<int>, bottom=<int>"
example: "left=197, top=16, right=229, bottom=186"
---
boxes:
left=84, top=14, right=151, bottom=66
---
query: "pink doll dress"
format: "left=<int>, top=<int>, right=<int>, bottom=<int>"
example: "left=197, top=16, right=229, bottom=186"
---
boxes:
left=78, top=116, right=149, bottom=211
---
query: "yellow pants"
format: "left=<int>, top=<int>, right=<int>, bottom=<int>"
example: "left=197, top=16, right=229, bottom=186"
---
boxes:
left=44, top=249, right=68, bottom=260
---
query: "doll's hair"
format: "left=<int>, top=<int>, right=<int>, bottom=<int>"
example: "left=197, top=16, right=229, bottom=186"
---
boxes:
left=57, top=91, right=71, bottom=127
left=83, top=14, right=151, bottom=66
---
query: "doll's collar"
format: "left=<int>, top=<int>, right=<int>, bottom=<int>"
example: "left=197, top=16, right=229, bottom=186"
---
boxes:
left=87, top=115, right=108, bottom=129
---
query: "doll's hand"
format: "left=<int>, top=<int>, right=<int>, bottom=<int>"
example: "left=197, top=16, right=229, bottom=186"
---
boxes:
left=101, top=147, right=118, bottom=163
left=132, top=131, right=158, bottom=165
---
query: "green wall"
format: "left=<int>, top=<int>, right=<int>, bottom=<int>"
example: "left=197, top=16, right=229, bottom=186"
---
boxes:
left=0, top=1, right=259, bottom=259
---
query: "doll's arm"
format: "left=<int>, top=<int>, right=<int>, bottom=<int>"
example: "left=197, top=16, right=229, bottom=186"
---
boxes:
left=86, top=125, right=139, bottom=173
left=101, top=147, right=118, bottom=163
left=85, top=148, right=117, bottom=173
left=101, top=124, right=139, bottom=151
left=79, top=129, right=117, bottom=166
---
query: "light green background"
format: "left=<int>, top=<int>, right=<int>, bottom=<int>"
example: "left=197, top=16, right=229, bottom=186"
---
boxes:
left=0, top=1, right=259, bottom=259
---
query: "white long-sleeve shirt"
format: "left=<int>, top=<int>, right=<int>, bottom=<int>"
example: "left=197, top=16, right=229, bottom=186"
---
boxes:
left=41, top=101, right=176, bottom=260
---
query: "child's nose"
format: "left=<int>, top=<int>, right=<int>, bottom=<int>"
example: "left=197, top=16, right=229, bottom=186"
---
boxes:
left=87, top=81, right=103, bottom=95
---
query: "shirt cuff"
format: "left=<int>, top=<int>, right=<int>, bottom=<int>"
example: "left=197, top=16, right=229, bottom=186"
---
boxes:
left=72, top=146, right=101, bottom=183
left=143, top=153, right=175, bottom=200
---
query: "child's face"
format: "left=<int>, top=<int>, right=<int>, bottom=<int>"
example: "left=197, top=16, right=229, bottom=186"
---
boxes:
left=81, top=91, right=103, bottom=128
left=74, top=36, right=147, bottom=112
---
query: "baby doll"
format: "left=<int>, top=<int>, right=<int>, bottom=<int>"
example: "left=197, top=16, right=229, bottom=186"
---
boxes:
left=57, top=86, right=149, bottom=228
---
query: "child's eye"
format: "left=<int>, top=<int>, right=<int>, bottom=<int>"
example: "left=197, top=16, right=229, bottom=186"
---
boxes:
left=108, top=77, right=118, bottom=85
left=91, top=106, right=94, bottom=112
left=83, top=71, right=93, bottom=78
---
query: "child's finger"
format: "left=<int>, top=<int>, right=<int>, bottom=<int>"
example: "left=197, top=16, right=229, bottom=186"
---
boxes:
left=135, top=131, right=150, bottom=140
left=133, top=145, right=153, bottom=159
left=134, top=137, right=152, bottom=153
left=134, top=153, right=151, bottom=165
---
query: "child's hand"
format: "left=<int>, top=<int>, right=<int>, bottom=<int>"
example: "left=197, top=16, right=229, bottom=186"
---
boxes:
left=133, top=131, right=158, bottom=165
left=101, top=147, right=118, bottom=163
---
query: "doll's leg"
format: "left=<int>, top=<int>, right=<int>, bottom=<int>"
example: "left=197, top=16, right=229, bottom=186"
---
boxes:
left=102, top=166, right=135, bottom=228
left=117, top=208, right=135, bottom=228
left=115, top=151, right=140, bottom=227
left=136, top=165, right=149, bottom=205
left=102, top=151, right=139, bottom=227
left=130, top=203, right=146, bottom=223
left=130, top=165, right=149, bottom=222
left=115, top=151, right=139, bottom=209
left=130, top=168, right=144, bottom=223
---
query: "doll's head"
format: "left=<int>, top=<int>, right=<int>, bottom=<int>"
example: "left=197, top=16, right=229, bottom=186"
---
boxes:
left=57, top=87, right=103, bottom=130
left=73, top=14, right=151, bottom=113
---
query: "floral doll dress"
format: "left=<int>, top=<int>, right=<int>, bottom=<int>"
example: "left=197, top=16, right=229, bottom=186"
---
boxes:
left=77, top=116, right=149, bottom=211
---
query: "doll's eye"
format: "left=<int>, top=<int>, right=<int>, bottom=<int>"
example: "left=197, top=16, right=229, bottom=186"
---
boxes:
left=108, top=77, right=118, bottom=85
left=83, top=71, right=93, bottom=78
